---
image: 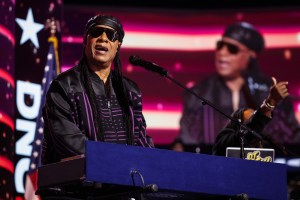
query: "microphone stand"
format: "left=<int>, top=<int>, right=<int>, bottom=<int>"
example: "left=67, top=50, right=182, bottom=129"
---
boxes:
left=240, top=135, right=245, bottom=159
left=238, top=125, right=246, bottom=159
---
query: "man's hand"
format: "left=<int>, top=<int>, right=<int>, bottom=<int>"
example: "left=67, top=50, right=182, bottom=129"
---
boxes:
left=267, top=77, right=289, bottom=106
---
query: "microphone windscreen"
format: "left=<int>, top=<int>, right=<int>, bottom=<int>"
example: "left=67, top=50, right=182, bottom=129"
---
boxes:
left=129, top=55, right=140, bottom=65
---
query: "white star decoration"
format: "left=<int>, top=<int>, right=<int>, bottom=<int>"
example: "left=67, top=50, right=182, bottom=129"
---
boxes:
left=16, top=8, right=44, bottom=48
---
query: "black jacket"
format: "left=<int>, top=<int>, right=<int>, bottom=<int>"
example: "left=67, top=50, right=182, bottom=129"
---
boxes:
left=42, top=63, right=153, bottom=164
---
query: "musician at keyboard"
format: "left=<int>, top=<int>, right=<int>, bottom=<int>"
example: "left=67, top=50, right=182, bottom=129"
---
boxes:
left=39, top=14, right=154, bottom=200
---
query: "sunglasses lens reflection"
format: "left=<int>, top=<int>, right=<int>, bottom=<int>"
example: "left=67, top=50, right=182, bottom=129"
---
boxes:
left=216, top=41, right=239, bottom=54
left=89, top=27, right=119, bottom=42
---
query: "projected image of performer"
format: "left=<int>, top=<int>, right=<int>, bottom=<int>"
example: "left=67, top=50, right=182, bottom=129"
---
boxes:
left=179, top=21, right=300, bottom=146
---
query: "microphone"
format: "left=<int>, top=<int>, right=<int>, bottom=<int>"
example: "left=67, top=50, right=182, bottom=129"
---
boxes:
left=129, top=55, right=169, bottom=77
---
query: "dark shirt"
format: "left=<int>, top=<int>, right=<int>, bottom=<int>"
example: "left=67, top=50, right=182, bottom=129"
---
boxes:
left=90, top=71, right=128, bottom=144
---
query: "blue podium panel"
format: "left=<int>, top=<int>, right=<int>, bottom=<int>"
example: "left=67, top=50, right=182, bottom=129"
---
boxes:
left=86, top=141, right=287, bottom=200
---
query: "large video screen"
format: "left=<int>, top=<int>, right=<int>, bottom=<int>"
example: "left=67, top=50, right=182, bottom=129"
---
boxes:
left=61, top=6, right=300, bottom=146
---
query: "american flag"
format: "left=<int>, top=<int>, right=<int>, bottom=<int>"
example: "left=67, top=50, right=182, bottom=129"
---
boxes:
left=24, top=36, right=60, bottom=200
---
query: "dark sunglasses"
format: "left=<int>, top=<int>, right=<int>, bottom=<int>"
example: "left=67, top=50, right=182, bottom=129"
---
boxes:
left=89, top=27, right=119, bottom=42
left=216, top=40, right=240, bottom=54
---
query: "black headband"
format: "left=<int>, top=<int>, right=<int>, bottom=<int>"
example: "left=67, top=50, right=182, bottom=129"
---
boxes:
left=223, top=22, right=264, bottom=54
left=84, top=15, right=125, bottom=43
